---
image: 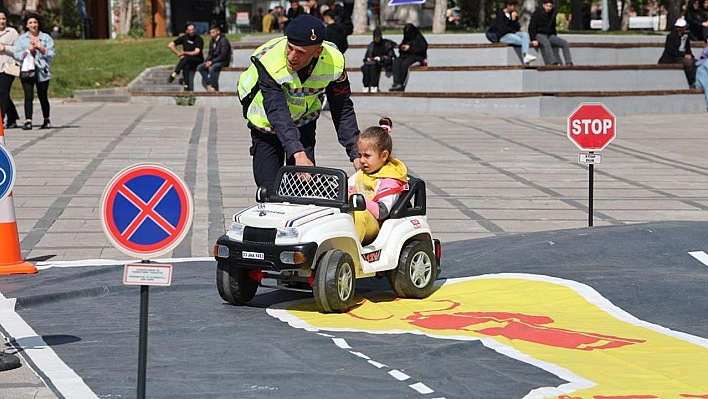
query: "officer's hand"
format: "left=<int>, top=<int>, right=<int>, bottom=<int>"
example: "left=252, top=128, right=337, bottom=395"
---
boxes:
left=293, top=151, right=314, bottom=167
left=353, top=158, right=362, bottom=171
left=531, top=40, right=538, bottom=47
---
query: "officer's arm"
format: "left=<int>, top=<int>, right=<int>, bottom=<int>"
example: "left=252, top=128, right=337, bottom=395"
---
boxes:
left=253, top=58, right=305, bottom=157
left=325, top=71, right=360, bottom=162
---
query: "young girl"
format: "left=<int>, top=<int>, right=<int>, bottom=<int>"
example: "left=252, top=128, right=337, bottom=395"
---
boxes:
left=348, top=117, right=408, bottom=244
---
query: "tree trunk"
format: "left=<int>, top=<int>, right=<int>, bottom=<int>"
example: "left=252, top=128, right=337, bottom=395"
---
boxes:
left=477, top=0, right=487, bottom=29
left=353, top=0, right=368, bottom=34
left=432, top=0, right=447, bottom=33
left=666, top=0, right=680, bottom=30
left=569, top=0, right=583, bottom=30
left=620, top=0, right=630, bottom=31
left=119, top=0, right=133, bottom=37
left=520, top=0, right=535, bottom=30
left=607, top=0, right=621, bottom=30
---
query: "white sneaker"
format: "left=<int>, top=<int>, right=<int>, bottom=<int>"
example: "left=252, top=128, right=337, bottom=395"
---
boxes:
left=371, top=87, right=379, bottom=93
left=362, top=87, right=370, bottom=93
left=523, top=54, right=537, bottom=64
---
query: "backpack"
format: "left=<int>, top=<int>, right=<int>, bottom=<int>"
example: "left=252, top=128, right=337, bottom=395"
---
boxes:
left=485, top=27, right=499, bottom=43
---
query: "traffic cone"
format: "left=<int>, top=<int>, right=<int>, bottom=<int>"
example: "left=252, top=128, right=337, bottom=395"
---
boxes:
left=0, top=120, right=36, bottom=274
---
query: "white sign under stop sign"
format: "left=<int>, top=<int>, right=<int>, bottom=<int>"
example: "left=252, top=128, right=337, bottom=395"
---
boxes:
left=566, top=103, right=616, bottom=151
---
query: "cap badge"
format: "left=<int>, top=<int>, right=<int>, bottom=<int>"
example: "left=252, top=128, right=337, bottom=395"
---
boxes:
left=310, top=28, right=317, bottom=41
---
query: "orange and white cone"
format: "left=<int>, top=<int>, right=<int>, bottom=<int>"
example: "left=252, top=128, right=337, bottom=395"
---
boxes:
left=0, top=120, right=36, bottom=274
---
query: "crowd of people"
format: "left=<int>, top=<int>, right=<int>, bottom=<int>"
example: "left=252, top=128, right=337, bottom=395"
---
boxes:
left=0, top=11, right=54, bottom=130
left=250, top=0, right=354, bottom=36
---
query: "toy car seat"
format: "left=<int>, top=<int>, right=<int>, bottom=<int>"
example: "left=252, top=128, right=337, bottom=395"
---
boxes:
left=388, top=176, right=426, bottom=219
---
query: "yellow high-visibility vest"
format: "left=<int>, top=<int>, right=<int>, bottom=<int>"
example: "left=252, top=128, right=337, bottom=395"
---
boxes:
left=237, top=36, right=345, bottom=132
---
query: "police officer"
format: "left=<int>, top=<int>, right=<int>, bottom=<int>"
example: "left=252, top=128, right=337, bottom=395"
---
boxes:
left=237, top=14, right=360, bottom=192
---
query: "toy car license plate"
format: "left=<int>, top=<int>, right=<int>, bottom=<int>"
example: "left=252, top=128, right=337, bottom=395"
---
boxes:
left=242, top=251, right=265, bottom=260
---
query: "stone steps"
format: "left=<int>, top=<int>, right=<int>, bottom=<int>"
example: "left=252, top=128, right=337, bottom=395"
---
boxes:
left=231, top=39, right=705, bottom=68
left=144, top=64, right=688, bottom=94
left=129, top=89, right=706, bottom=116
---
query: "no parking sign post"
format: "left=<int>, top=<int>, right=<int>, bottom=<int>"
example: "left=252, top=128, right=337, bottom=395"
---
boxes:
left=100, top=163, right=193, bottom=399
left=567, top=103, right=616, bottom=227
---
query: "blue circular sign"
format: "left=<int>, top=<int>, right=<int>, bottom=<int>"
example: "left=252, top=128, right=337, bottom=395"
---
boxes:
left=0, top=143, right=16, bottom=203
left=100, top=163, right=193, bottom=259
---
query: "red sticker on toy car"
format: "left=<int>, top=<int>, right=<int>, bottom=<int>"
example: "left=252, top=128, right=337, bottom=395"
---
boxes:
left=362, top=249, right=381, bottom=262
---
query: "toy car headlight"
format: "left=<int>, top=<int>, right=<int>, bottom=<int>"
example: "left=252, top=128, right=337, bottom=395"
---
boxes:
left=228, top=222, right=245, bottom=240
left=276, top=227, right=299, bottom=239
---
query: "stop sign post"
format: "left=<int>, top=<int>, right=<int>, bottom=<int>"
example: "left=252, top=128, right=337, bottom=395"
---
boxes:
left=567, top=103, right=617, bottom=227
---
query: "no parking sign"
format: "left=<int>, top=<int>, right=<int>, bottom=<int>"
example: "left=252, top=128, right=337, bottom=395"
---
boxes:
left=100, top=163, right=193, bottom=259
left=0, top=143, right=15, bottom=203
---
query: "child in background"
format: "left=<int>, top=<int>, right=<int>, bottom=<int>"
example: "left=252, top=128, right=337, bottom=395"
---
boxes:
left=348, top=117, right=408, bottom=244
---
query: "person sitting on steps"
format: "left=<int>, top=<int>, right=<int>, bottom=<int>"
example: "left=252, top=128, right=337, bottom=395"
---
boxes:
left=490, top=0, right=537, bottom=65
left=197, top=25, right=232, bottom=92
left=658, top=19, right=697, bottom=88
left=529, top=0, right=573, bottom=66
left=389, top=24, right=427, bottom=92
left=362, top=27, right=396, bottom=93
left=167, top=23, right=204, bottom=91
left=348, top=117, right=408, bottom=244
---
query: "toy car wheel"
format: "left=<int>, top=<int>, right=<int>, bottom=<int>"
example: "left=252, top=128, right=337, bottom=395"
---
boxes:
left=216, top=259, right=258, bottom=305
left=390, top=240, right=437, bottom=299
left=313, top=249, right=356, bottom=313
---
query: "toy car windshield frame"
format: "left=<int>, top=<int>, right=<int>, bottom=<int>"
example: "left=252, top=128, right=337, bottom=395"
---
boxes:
left=268, top=166, right=348, bottom=208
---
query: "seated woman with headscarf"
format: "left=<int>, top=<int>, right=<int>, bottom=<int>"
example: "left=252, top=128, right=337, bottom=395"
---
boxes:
left=389, top=24, right=427, bottom=92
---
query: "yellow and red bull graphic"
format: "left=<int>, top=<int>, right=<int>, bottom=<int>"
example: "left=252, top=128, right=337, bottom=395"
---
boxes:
left=268, top=274, right=708, bottom=399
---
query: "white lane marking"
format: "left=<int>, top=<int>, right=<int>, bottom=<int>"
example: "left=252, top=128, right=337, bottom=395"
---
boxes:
left=349, top=351, right=370, bottom=360
left=332, top=337, right=351, bottom=349
left=689, top=251, right=708, bottom=267
left=409, top=382, right=435, bottom=394
left=368, top=360, right=386, bottom=368
left=0, top=292, right=99, bottom=399
left=389, top=369, right=410, bottom=381
left=317, top=333, right=335, bottom=338
left=35, top=256, right=215, bottom=270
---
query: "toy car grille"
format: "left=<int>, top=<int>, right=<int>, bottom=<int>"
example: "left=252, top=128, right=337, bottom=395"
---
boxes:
left=277, top=171, right=341, bottom=201
left=243, top=226, right=277, bottom=244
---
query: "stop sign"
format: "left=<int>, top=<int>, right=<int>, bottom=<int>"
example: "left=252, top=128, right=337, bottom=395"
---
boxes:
left=567, top=103, right=616, bottom=151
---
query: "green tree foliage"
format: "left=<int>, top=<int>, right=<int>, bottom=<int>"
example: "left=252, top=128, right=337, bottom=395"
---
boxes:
left=457, top=0, right=494, bottom=29
left=60, top=0, right=84, bottom=39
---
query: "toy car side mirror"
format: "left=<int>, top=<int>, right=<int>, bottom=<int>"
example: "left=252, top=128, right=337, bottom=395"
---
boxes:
left=255, top=187, right=268, bottom=203
left=349, top=194, right=366, bottom=211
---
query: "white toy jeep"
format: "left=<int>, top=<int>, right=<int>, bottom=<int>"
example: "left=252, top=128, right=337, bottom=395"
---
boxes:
left=213, top=166, right=441, bottom=313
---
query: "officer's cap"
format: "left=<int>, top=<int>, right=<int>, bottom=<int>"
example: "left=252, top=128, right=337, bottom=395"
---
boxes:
left=286, top=15, right=325, bottom=47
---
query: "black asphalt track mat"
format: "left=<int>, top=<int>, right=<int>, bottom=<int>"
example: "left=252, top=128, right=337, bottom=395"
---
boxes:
left=1, top=221, right=708, bottom=398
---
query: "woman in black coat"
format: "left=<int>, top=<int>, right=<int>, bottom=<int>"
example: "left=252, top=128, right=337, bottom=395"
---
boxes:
left=389, top=23, right=427, bottom=92
left=686, top=0, right=708, bottom=41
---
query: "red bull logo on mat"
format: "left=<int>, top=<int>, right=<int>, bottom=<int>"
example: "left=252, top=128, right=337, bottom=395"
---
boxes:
left=268, top=273, right=708, bottom=399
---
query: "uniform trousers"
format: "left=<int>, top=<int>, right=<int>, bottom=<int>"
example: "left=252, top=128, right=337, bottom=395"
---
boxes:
left=250, top=121, right=316, bottom=193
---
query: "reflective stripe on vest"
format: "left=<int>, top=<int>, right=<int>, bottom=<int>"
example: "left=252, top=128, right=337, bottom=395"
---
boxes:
left=237, top=37, right=345, bottom=133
